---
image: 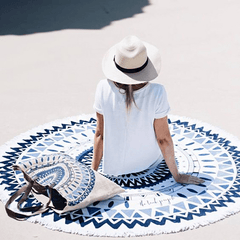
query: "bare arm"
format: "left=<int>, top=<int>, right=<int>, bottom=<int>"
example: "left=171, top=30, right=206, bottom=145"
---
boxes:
left=154, top=116, right=204, bottom=185
left=92, top=112, right=104, bottom=171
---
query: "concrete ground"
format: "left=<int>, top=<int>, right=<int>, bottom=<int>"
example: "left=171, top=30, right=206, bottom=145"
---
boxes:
left=0, top=0, right=240, bottom=239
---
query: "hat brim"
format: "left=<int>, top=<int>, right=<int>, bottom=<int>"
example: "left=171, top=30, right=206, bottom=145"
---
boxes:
left=102, top=41, right=161, bottom=85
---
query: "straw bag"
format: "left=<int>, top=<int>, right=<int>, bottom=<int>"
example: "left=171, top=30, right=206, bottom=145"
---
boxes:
left=5, top=154, right=124, bottom=220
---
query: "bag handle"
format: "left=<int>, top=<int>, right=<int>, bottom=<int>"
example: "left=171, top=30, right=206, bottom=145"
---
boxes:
left=5, top=165, right=54, bottom=220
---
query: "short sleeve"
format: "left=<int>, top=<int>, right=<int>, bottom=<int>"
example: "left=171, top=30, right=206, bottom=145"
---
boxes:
left=154, top=86, right=171, bottom=119
left=93, top=81, right=104, bottom=114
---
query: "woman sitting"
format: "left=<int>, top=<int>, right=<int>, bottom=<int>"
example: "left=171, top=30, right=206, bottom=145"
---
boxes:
left=92, top=35, right=204, bottom=185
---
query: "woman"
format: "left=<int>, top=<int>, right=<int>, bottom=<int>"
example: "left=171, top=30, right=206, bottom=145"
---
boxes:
left=92, top=36, right=204, bottom=185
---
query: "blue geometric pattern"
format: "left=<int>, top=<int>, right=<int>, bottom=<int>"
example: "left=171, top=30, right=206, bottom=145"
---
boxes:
left=14, top=154, right=95, bottom=207
left=1, top=115, right=240, bottom=236
left=75, top=146, right=172, bottom=188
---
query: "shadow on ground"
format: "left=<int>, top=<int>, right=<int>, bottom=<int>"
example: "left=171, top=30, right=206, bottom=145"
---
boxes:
left=0, top=0, right=150, bottom=35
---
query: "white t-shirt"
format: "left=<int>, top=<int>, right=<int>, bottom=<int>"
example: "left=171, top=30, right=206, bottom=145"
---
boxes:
left=93, top=79, right=170, bottom=176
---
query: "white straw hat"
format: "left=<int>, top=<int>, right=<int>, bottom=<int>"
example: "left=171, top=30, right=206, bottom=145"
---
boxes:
left=102, top=36, right=161, bottom=85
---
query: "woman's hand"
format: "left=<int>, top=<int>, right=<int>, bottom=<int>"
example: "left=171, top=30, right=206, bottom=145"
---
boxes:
left=174, top=173, right=205, bottom=185
left=154, top=117, right=205, bottom=186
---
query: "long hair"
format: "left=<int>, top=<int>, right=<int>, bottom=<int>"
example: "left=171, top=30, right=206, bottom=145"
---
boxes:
left=114, top=82, right=136, bottom=111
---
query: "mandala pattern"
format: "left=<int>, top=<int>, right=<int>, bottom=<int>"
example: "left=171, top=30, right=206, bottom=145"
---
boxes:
left=14, top=154, right=95, bottom=207
left=1, top=114, right=240, bottom=237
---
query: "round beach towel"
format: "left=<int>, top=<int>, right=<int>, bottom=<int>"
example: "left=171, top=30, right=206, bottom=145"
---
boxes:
left=0, top=114, right=240, bottom=237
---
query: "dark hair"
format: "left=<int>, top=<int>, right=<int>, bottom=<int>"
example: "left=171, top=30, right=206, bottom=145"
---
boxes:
left=114, top=82, right=136, bottom=111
